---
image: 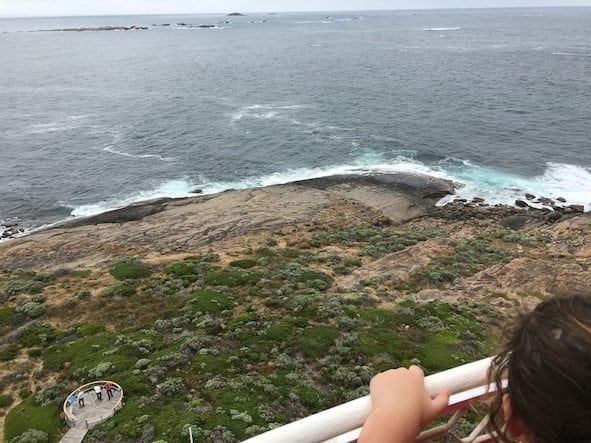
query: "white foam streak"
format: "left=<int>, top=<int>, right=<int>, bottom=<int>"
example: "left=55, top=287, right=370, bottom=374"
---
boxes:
left=423, top=27, right=461, bottom=31
left=102, top=146, right=176, bottom=162
left=229, top=104, right=312, bottom=124
left=69, top=179, right=197, bottom=218
left=29, top=122, right=78, bottom=134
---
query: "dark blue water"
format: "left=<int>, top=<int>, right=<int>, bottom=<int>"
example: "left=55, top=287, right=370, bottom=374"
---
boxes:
left=1, top=8, right=590, bottom=233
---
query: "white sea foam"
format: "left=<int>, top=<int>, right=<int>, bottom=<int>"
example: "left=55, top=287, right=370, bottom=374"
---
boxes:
left=29, top=122, right=78, bottom=134
left=102, top=146, right=176, bottom=162
left=66, top=158, right=590, bottom=222
left=553, top=52, right=591, bottom=57
left=422, top=27, right=461, bottom=31
left=69, top=178, right=198, bottom=218
left=438, top=161, right=591, bottom=211
left=229, top=104, right=312, bottom=124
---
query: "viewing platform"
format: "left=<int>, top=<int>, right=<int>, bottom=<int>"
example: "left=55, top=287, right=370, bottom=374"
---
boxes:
left=60, top=381, right=123, bottom=443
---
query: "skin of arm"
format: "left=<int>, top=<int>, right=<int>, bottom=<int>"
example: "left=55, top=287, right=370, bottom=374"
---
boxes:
left=358, top=365, right=450, bottom=443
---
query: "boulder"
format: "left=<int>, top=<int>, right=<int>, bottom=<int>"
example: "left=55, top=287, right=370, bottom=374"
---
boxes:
left=538, top=197, right=554, bottom=206
left=472, top=197, right=485, bottom=203
left=569, top=205, right=585, bottom=214
left=557, top=196, right=567, bottom=202
left=525, top=193, right=535, bottom=200
left=545, top=212, right=563, bottom=223
left=515, top=199, right=529, bottom=208
left=500, top=215, right=537, bottom=230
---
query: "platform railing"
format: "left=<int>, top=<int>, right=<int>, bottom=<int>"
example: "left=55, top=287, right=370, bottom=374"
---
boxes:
left=243, top=357, right=505, bottom=443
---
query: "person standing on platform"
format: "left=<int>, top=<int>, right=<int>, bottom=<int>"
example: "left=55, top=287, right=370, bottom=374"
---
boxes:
left=94, top=384, right=102, bottom=400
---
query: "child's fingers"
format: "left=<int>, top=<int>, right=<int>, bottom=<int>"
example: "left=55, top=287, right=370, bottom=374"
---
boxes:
left=408, top=365, right=425, bottom=379
left=423, top=390, right=451, bottom=425
left=431, top=390, right=451, bottom=413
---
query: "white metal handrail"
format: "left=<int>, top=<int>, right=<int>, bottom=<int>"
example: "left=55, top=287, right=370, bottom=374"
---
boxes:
left=243, top=357, right=503, bottom=443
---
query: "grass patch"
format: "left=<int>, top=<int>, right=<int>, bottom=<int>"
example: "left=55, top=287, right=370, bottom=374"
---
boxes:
left=109, top=257, right=151, bottom=280
left=189, top=289, right=233, bottom=314
left=4, top=396, right=63, bottom=442
left=205, top=269, right=261, bottom=287
left=297, top=325, right=340, bottom=358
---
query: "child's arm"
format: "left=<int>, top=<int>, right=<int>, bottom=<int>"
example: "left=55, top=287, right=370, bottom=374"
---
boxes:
left=358, top=365, right=450, bottom=443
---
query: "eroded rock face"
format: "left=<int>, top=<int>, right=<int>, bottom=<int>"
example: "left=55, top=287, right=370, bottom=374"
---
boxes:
left=469, top=257, right=591, bottom=296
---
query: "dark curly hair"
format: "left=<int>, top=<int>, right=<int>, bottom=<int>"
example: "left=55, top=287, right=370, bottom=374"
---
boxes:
left=488, top=294, right=591, bottom=442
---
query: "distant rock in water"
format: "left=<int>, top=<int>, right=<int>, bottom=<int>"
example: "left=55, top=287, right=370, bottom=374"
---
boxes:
left=34, top=25, right=148, bottom=32
left=228, top=12, right=245, bottom=16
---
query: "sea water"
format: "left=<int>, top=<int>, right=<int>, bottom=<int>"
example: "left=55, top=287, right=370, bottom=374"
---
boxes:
left=0, top=7, right=590, bottom=234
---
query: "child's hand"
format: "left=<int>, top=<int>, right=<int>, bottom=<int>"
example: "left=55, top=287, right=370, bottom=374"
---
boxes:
left=358, top=365, right=450, bottom=443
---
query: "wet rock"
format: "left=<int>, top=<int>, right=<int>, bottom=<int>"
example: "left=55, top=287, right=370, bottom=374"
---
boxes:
left=55, top=198, right=173, bottom=228
left=525, top=193, right=535, bottom=200
left=191, top=188, right=203, bottom=194
left=500, top=215, right=538, bottom=230
left=515, top=199, right=529, bottom=208
left=538, top=197, right=554, bottom=206
left=557, top=197, right=567, bottom=202
left=569, top=205, right=585, bottom=214
left=472, top=197, right=485, bottom=203
left=545, top=212, right=563, bottom=223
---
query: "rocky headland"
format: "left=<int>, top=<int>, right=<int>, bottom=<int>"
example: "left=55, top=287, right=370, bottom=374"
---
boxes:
left=0, top=173, right=589, bottom=442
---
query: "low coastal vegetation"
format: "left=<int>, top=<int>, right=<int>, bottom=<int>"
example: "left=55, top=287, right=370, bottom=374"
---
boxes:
left=0, top=212, right=586, bottom=443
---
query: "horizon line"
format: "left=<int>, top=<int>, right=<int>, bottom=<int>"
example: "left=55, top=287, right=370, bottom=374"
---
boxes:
left=1, top=5, right=589, bottom=20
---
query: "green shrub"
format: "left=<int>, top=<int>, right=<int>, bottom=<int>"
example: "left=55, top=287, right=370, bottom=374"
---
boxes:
left=18, top=389, right=32, bottom=400
left=266, top=320, right=297, bottom=342
left=3, top=280, right=42, bottom=296
left=229, top=259, right=257, bottom=269
left=497, top=230, right=537, bottom=246
left=0, top=307, right=14, bottom=326
left=189, top=290, right=233, bottom=314
left=88, top=362, right=115, bottom=378
left=101, top=284, right=135, bottom=298
left=205, top=269, right=261, bottom=287
left=27, top=348, right=42, bottom=358
left=9, top=428, right=49, bottom=443
left=0, top=344, right=19, bottom=361
left=72, top=269, right=92, bottom=278
left=0, top=393, right=13, bottom=408
left=17, top=322, right=58, bottom=347
left=15, top=301, right=46, bottom=319
left=159, top=377, right=184, bottom=397
left=165, top=261, right=199, bottom=278
left=278, top=263, right=333, bottom=291
left=77, top=289, right=91, bottom=299
left=32, top=272, right=54, bottom=283
left=109, top=258, right=151, bottom=280
left=298, top=325, right=340, bottom=358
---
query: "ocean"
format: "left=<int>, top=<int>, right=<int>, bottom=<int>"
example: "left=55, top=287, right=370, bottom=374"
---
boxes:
left=1, top=7, right=590, bottom=237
